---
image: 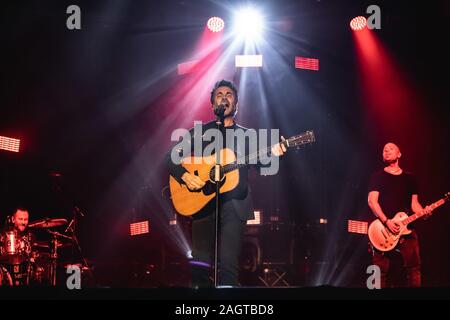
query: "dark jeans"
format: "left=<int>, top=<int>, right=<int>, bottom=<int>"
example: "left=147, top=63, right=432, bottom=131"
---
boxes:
left=372, top=230, right=421, bottom=288
left=191, top=200, right=246, bottom=288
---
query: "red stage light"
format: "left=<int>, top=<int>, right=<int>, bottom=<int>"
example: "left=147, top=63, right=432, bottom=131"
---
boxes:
left=295, top=56, right=320, bottom=71
left=0, top=135, right=20, bottom=153
left=177, top=59, right=199, bottom=75
left=130, top=220, right=149, bottom=236
left=207, top=16, right=224, bottom=33
left=347, top=220, right=368, bottom=234
left=350, top=16, right=367, bottom=31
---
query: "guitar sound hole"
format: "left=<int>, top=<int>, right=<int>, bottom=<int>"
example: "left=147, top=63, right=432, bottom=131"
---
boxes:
left=209, top=167, right=226, bottom=182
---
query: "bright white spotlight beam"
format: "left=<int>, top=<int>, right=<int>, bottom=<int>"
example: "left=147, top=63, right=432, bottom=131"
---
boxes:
left=234, top=8, right=263, bottom=40
left=235, top=55, right=263, bottom=67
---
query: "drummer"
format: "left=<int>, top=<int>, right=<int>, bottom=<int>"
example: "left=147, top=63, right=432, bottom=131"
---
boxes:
left=0, top=207, right=34, bottom=286
left=1, top=206, right=34, bottom=250
left=8, top=207, right=36, bottom=251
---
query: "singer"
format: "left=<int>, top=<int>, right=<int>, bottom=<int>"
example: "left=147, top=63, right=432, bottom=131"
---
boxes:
left=166, top=80, right=286, bottom=287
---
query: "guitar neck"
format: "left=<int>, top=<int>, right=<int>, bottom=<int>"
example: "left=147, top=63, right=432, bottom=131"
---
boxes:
left=221, top=140, right=289, bottom=174
left=402, top=198, right=447, bottom=225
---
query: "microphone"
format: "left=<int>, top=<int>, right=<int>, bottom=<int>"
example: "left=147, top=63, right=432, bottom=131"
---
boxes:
left=214, top=103, right=226, bottom=117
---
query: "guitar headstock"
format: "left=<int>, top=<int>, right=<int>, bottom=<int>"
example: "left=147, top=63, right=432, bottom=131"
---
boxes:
left=285, top=130, right=315, bottom=149
left=445, top=192, right=450, bottom=201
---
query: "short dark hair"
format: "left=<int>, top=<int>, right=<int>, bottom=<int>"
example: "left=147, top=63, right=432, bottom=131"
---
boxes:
left=13, top=206, right=29, bottom=216
left=210, top=80, right=238, bottom=104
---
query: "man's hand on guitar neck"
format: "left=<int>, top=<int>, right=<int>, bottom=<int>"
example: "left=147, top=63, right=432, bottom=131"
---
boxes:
left=181, top=172, right=206, bottom=191
left=271, top=136, right=287, bottom=157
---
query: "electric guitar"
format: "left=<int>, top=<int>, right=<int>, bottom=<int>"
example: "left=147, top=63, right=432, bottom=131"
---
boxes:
left=368, top=192, right=450, bottom=251
left=169, top=130, right=315, bottom=216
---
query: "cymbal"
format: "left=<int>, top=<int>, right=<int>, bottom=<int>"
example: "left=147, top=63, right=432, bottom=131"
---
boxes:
left=29, top=218, right=68, bottom=229
left=33, top=240, right=72, bottom=249
left=32, top=241, right=48, bottom=248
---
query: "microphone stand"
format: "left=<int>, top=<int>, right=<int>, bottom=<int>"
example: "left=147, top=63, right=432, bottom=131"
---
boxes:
left=213, top=108, right=224, bottom=288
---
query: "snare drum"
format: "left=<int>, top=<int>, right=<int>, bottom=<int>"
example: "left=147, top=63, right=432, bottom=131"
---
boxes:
left=0, top=231, right=32, bottom=264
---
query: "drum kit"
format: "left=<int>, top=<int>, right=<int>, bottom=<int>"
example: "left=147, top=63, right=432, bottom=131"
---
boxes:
left=0, top=218, right=71, bottom=286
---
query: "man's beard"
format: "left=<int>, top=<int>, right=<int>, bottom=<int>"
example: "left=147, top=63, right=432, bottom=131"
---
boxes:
left=224, top=104, right=236, bottom=117
left=214, top=103, right=235, bottom=118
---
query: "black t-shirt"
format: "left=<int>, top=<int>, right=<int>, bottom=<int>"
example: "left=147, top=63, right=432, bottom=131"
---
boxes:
left=368, top=170, right=418, bottom=219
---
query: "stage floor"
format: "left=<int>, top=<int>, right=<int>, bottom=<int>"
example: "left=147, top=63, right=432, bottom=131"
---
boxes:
left=1, top=286, right=450, bottom=300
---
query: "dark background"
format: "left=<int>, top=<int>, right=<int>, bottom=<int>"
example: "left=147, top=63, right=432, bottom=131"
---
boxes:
left=1, top=0, right=449, bottom=287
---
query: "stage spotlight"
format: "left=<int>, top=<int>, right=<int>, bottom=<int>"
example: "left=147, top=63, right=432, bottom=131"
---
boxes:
left=0, top=135, right=20, bottom=153
left=247, top=210, right=262, bottom=225
left=350, top=16, right=367, bottom=31
left=206, top=17, right=225, bottom=32
left=130, top=220, right=149, bottom=236
left=295, top=56, right=320, bottom=71
left=207, top=16, right=224, bottom=32
left=234, top=8, right=263, bottom=39
left=235, top=55, right=263, bottom=68
left=347, top=220, right=368, bottom=235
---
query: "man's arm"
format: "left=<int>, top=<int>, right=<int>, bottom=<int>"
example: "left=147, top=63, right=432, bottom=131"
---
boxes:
left=411, top=194, right=432, bottom=216
left=368, top=191, right=400, bottom=234
left=166, top=129, right=205, bottom=191
left=166, top=146, right=188, bottom=182
left=368, top=191, right=388, bottom=224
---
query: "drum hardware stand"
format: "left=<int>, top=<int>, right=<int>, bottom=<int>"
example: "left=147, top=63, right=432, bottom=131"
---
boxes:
left=45, top=231, right=71, bottom=286
left=258, top=263, right=290, bottom=287
left=65, top=206, right=94, bottom=284
left=49, top=172, right=94, bottom=284
left=49, top=232, right=59, bottom=286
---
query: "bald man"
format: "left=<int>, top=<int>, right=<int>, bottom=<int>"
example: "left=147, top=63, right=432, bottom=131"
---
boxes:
left=368, top=143, right=431, bottom=288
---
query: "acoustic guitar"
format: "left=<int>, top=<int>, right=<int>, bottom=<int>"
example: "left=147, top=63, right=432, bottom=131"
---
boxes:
left=169, top=130, right=315, bottom=216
